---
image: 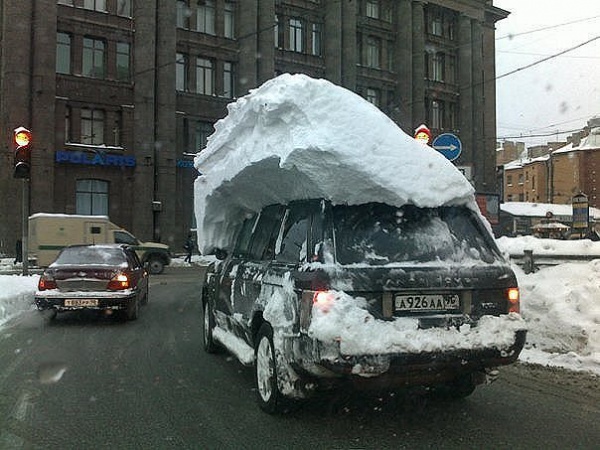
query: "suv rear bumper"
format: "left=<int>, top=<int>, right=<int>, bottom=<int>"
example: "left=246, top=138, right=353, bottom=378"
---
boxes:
left=291, top=330, right=527, bottom=387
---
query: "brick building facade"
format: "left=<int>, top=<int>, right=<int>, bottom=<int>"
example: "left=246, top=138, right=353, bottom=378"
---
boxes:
left=502, top=126, right=600, bottom=208
left=0, top=0, right=508, bottom=256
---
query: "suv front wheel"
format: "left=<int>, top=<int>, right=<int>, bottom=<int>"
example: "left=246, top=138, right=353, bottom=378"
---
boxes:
left=203, top=301, right=219, bottom=353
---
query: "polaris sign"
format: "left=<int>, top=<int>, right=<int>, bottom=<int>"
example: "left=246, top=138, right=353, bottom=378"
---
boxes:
left=55, top=150, right=136, bottom=167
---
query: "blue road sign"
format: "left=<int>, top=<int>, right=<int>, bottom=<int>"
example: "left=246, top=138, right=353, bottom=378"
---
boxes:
left=432, top=133, right=462, bottom=161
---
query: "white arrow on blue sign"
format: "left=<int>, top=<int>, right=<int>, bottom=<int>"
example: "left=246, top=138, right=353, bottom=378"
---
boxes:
left=432, top=133, right=462, bottom=161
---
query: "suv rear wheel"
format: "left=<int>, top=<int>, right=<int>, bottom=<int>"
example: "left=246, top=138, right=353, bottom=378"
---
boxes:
left=255, top=323, right=290, bottom=414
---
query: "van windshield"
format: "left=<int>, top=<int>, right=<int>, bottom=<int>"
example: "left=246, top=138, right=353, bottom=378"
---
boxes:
left=332, top=203, right=500, bottom=265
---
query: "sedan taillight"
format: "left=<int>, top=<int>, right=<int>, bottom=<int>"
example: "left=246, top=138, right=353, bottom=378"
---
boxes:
left=38, top=274, right=58, bottom=291
left=107, top=273, right=130, bottom=290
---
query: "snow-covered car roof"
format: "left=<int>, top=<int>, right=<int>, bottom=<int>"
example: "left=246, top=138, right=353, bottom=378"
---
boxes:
left=193, top=74, right=475, bottom=254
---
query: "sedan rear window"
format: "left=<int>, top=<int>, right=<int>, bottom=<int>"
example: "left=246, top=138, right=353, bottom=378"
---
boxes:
left=332, top=203, right=500, bottom=265
left=53, top=246, right=127, bottom=266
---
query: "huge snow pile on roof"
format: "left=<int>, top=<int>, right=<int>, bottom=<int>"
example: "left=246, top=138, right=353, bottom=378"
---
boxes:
left=193, top=74, right=474, bottom=254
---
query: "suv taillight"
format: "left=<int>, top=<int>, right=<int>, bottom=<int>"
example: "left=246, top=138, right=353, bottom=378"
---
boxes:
left=38, top=275, right=58, bottom=291
left=313, top=290, right=336, bottom=312
left=506, top=287, right=520, bottom=313
left=108, top=273, right=130, bottom=290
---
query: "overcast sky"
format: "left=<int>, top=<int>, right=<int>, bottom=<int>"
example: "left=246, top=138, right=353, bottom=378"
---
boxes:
left=494, top=0, right=600, bottom=147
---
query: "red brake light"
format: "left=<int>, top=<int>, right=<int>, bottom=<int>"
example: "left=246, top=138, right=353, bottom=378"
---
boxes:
left=313, top=291, right=336, bottom=312
left=38, top=275, right=57, bottom=291
left=108, top=273, right=130, bottom=290
left=506, top=287, right=520, bottom=313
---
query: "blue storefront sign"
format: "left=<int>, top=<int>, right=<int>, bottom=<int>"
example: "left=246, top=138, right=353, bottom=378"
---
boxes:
left=56, top=150, right=136, bottom=167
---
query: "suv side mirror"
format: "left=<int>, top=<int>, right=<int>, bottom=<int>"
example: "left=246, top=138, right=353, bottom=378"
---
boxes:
left=213, top=248, right=228, bottom=260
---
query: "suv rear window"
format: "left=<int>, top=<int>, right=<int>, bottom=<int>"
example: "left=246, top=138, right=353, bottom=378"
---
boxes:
left=332, top=203, right=500, bottom=265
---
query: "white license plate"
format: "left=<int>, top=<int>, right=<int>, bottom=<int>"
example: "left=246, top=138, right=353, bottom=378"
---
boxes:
left=395, top=294, right=460, bottom=312
left=64, top=299, right=99, bottom=307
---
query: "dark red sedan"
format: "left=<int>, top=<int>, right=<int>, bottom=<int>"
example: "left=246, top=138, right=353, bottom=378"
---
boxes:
left=34, top=244, right=149, bottom=321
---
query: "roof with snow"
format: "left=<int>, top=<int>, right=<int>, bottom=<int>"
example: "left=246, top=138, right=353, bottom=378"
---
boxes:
left=193, top=74, right=476, bottom=254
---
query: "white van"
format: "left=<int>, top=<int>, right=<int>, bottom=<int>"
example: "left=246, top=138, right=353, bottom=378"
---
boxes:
left=28, top=213, right=171, bottom=274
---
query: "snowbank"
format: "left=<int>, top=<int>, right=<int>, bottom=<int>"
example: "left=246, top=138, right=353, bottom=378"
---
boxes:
left=0, top=274, right=39, bottom=327
left=193, top=74, right=474, bottom=254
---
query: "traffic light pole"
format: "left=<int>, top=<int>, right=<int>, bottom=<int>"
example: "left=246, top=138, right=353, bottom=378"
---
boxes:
left=22, top=179, right=29, bottom=275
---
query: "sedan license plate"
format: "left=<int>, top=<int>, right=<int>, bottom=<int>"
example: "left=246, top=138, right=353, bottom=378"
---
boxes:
left=64, top=299, right=99, bottom=307
left=395, top=294, right=459, bottom=312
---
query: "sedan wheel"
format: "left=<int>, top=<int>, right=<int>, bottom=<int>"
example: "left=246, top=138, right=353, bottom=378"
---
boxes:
left=255, top=323, right=289, bottom=414
left=126, top=298, right=139, bottom=321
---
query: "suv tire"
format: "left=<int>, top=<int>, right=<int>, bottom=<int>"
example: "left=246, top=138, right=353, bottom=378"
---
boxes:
left=255, top=322, right=293, bottom=414
left=203, top=301, right=219, bottom=353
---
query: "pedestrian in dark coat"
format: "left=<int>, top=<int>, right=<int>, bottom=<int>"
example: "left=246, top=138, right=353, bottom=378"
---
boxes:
left=184, top=234, right=194, bottom=263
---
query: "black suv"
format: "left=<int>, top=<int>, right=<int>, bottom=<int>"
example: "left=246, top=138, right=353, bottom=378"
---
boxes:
left=202, top=199, right=526, bottom=413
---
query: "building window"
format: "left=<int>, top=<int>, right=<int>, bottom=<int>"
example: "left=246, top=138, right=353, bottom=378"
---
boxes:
left=117, top=0, right=131, bottom=17
left=387, top=40, right=394, bottom=71
left=274, top=16, right=283, bottom=49
left=518, top=174, right=524, bottom=185
left=113, top=111, right=122, bottom=147
left=56, top=32, right=71, bottom=75
left=82, top=37, right=105, bottom=78
left=176, top=53, right=188, bottom=91
left=177, top=0, right=190, bottom=29
left=83, top=0, right=106, bottom=12
left=76, top=179, right=109, bottom=216
left=289, top=18, right=304, bottom=53
left=195, top=121, right=213, bottom=152
left=427, top=6, right=456, bottom=40
left=116, top=42, right=130, bottom=82
left=366, top=0, right=379, bottom=19
left=196, top=0, right=216, bottom=35
left=224, top=1, right=235, bottom=39
left=366, top=88, right=380, bottom=107
left=65, top=106, right=72, bottom=143
left=196, top=57, right=214, bottom=95
left=81, top=108, right=105, bottom=145
left=312, top=23, right=322, bottom=56
left=366, top=36, right=381, bottom=68
left=447, top=101, right=457, bottom=130
left=532, top=175, right=536, bottom=190
left=432, top=52, right=444, bottom=82
left=223, top=62, right=235, bottom=99
left=507, top=175, right=513, bottom=186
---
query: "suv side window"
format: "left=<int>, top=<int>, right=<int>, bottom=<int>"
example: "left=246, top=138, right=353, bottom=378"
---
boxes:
left=248, top=205, right=285, bottom=260
left=233, top=213, right=258, bottom=257
left=276, top=204, right=311, bottom=264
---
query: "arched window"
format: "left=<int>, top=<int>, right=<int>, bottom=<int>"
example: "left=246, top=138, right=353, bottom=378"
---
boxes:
left=76, top=179, right=109, bottom=215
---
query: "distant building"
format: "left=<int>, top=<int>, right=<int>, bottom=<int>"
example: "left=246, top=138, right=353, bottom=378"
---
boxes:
left=0, top=0, right=509, bottom=255
left=500, top=121, right=600, bottom=208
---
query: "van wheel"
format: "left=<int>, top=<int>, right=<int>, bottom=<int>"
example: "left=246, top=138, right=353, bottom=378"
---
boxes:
left=255, top=323, right=291, bottom=414
left=147, top=257, right=164, bottom=275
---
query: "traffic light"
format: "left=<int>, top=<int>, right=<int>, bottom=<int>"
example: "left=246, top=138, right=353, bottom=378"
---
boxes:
left=13, top=126, right=32, bottom=179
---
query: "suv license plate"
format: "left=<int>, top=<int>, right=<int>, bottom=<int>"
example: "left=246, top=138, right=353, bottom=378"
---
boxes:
left=64, top=299, right=98, bottom=307
left=395, top=294, right=459, bottom=312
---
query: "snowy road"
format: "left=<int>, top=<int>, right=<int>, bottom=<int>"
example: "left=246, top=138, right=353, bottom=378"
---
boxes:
left=0, top=267, right=598, bottom=449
